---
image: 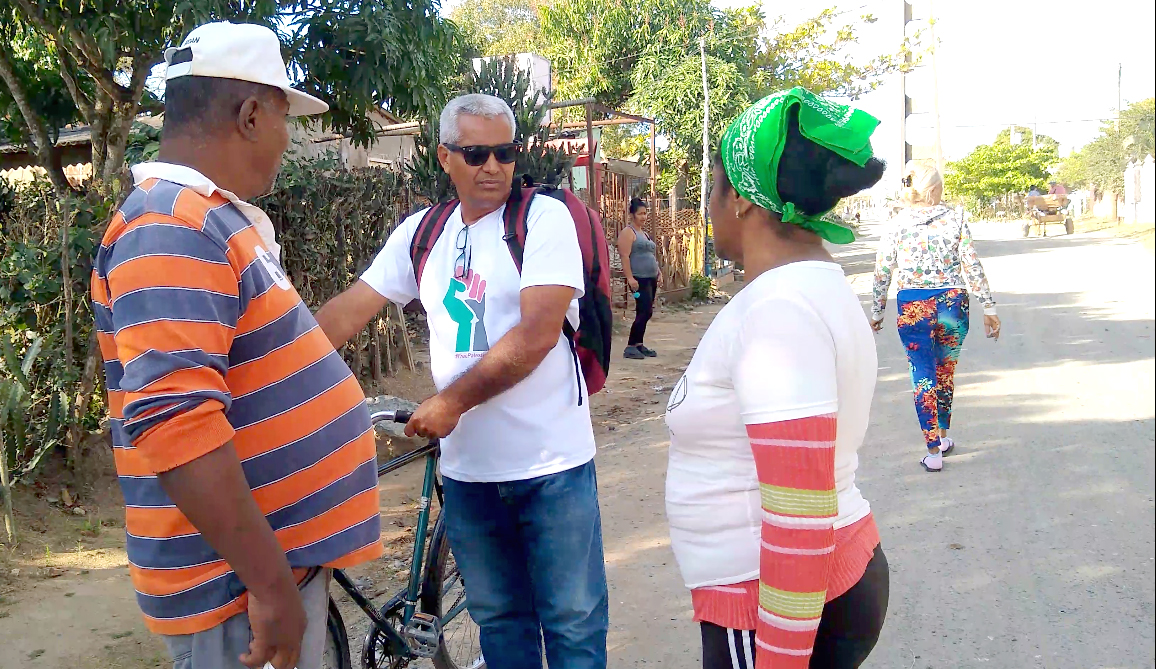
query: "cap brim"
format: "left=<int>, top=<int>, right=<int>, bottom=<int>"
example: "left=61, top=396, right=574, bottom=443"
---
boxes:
left=285, top=88, right=329, bottom=116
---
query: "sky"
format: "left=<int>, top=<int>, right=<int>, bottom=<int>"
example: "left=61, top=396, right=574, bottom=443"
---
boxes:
left=437, top=0, right=1154, bottom=187
left=708, top=0, right=1156, bottom=181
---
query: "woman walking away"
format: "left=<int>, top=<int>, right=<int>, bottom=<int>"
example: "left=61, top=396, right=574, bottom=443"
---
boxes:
left=619, top=197, right=663, bottom=359
left=871, top=160, right=1002, bottom=473
left=665, top=88, right=889, bottom=669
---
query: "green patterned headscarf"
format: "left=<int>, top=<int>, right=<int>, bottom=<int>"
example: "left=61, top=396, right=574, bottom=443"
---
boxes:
left=720, top=87, right=880, bottom=244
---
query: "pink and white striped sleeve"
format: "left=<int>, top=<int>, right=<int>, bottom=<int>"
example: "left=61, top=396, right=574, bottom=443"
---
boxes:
left=747, top=415, right=838, bottom=669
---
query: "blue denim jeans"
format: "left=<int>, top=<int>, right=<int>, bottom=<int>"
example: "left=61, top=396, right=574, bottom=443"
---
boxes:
left=443, top=458, right=609, bottom=669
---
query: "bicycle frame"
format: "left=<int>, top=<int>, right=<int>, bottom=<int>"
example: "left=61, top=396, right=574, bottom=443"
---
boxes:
left=331, top=437, right=445, bottom=660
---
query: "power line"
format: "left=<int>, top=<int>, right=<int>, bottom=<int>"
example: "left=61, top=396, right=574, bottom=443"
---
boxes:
left=908, top=118, right=1117, bottom=129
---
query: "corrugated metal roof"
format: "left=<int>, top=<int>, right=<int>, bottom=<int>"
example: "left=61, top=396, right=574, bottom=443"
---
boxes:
left=0, top=125, right=93, bottom=154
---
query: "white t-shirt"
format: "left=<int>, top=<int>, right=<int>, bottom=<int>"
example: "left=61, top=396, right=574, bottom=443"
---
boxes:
left=361, top=196, right=596, bottom=482
left=664, top=261, right=877, bottom=588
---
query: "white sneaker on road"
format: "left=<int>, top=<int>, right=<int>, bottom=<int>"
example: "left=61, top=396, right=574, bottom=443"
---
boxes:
left=939, top=437, right=955, bottom=456
left=921, top=451, right=943, bottom=472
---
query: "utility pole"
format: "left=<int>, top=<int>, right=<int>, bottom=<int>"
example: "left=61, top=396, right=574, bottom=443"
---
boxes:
left=901, top=1, right=914, bottom=167
left=699, top=35, right=711, bottom=277
left=1117, top=63, right=1122, bottom=130
left=929, top=0, right=944, bottom=175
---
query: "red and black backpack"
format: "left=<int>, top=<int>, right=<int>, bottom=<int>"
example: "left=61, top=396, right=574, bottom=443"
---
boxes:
left=407, top=185, right=614, bottom=403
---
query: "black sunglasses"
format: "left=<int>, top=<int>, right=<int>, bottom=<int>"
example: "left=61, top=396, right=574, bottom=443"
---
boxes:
left=444, top=142, right=521, bottom=167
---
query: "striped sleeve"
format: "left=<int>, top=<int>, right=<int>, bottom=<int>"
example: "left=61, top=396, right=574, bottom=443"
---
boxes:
left=748, top=416, right=837, bottom=669
left=730, top=298, right=840, bottom=668
left=104, top=215, right=240, bottom=473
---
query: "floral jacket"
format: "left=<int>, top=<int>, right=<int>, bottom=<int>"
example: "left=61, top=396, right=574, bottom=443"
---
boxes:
left=872, top=205, right=996, bottom=319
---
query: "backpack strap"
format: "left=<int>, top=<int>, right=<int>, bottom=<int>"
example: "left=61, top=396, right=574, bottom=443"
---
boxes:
left=503, top=185, right=588, bottom=406
left=408, top=200, right=458, bottom=289
left=501, top=186, right=535, bottom=273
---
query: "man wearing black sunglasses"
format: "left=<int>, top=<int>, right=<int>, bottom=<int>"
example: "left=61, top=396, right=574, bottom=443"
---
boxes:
left=315, top=94, right=608, bottom=669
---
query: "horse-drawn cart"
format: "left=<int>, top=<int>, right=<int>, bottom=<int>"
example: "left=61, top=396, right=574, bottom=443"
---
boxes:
left=1023, top=194, right=1074, bottom=237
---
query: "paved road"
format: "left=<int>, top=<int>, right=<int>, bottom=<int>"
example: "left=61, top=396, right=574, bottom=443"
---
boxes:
left=598, top=221, right=1155, bottom=668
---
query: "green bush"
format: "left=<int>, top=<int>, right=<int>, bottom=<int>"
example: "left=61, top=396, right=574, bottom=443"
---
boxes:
left=689, top=273, right=712, bottom=301
left=258, top=155, right=418, bottom=384
left=1, top=181, right=109, bottom=482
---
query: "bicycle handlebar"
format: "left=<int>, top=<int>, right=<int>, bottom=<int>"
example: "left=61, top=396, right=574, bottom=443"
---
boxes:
left=370, top=409, right=413, bottom=425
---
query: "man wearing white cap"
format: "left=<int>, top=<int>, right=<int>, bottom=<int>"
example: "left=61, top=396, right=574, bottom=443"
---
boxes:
left=91, top=22, right=382, bottom=669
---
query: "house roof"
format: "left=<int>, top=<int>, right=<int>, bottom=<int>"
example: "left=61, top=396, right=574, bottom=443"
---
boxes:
left=0, top=125, right=93, bottom=154
left=0, top=115, right=163, bottom=155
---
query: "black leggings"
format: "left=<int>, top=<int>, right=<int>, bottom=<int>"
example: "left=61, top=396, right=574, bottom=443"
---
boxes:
left=701, top=545, right=889, bottom=669
left=628, top=276, right=658, bottom=346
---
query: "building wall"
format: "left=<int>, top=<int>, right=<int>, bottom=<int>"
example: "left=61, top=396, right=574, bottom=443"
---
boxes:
left=288, top=124, right=416, bottom=170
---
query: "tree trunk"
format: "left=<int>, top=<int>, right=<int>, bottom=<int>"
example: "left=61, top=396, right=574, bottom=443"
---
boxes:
left=61, top=197, right=74, bottom=373
left=101, top=101, right=139, bottom=191
left=66, top=331, right=101, bottom=469
left=89, top=96, right=112, bottom=190
left=0, top=44, right=72, bottom=195
left=0, top=421, right=15, bottom=544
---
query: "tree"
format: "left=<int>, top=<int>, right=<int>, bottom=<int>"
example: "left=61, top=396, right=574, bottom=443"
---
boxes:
left=1057, top=98, right=1154, bottom=195
left=944, top=129, right=1059, bottom=212
left=537, top=0, right=913, bottom=193
left=451, top=0, right=544, bottom=58
left=0, top=18, right=89, bottom=194
left=539, top=0, right=740, bottom=111
left=753, top=9, right=915, bottom=99
left=407, top=56, right=573, bottom=202
left=629, top=55, right=748, bottom=190
left=0, top=0, right=463, bottom=195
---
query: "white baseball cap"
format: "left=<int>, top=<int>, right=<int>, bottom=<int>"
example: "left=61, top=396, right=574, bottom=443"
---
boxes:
left=164, top=22, right=329, bottom=117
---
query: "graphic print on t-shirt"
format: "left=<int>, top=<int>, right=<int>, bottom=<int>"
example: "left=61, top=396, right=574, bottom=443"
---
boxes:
left=667, top=375, right=688, bottom=413
left=443, top=269, right=489, bottom=356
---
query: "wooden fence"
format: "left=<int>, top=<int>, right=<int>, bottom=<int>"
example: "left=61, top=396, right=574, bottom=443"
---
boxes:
left=595, top=170, right=705, bottom=311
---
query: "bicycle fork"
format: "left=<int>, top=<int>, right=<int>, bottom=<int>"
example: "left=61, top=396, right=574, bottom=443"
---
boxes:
left=401, top=451, right=442, bottom=658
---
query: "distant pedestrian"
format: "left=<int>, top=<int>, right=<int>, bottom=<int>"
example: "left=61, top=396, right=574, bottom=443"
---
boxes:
left=871, top=160, right=1002, bottom=472
left=619, top=198, right=663, bottom=359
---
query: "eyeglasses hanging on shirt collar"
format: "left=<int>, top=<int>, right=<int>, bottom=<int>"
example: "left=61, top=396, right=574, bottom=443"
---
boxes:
left=454, top=225, right=471, bottom=281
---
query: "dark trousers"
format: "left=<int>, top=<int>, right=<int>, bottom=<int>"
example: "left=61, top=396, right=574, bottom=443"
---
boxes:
left=628, top=276, right=658, bottom=346
left=701, top=545, right=889, bottom=669
left=442, top=459, right=610, bottom=669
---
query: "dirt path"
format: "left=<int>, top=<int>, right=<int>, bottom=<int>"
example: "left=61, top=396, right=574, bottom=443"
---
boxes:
left=3, top=220, right=1153, bottom=668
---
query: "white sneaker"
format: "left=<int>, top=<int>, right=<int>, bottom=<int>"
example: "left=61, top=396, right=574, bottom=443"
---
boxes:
left=939, top=437, right=955, bottom=456
left=921, top=452, right=943, bottom=472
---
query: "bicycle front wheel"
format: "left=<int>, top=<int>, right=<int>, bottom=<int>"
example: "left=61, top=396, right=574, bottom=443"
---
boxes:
left=422, top=516, right=486, bottom=669
left=322, top=596, right=353, bottom=669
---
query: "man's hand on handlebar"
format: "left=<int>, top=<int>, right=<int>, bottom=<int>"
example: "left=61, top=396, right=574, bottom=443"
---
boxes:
left=404, top=393, right=464, bottom=440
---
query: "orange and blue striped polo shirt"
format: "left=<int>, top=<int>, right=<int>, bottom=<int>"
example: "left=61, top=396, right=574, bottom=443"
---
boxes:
left=91, top=172, right=382, bottom=635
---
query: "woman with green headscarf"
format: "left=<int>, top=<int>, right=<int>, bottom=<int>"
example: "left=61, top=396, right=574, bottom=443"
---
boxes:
left=664, top=88, right=889, bottom=669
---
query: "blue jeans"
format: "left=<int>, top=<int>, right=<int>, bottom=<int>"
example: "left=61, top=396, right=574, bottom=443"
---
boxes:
left=443, top=459, right=609, bottom=669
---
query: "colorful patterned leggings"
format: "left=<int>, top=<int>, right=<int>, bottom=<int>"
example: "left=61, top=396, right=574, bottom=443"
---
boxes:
left=896, top=288, right=970, bottom=451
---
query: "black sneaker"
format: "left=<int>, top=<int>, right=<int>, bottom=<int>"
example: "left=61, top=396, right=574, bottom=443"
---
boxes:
left=637, top=344, right=657, bottom=358
left=623, top=346, right=645, bottom=360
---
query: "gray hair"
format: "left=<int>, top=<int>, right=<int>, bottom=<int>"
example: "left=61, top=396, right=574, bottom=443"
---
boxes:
left=439, top=94, right=516, bottom=145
